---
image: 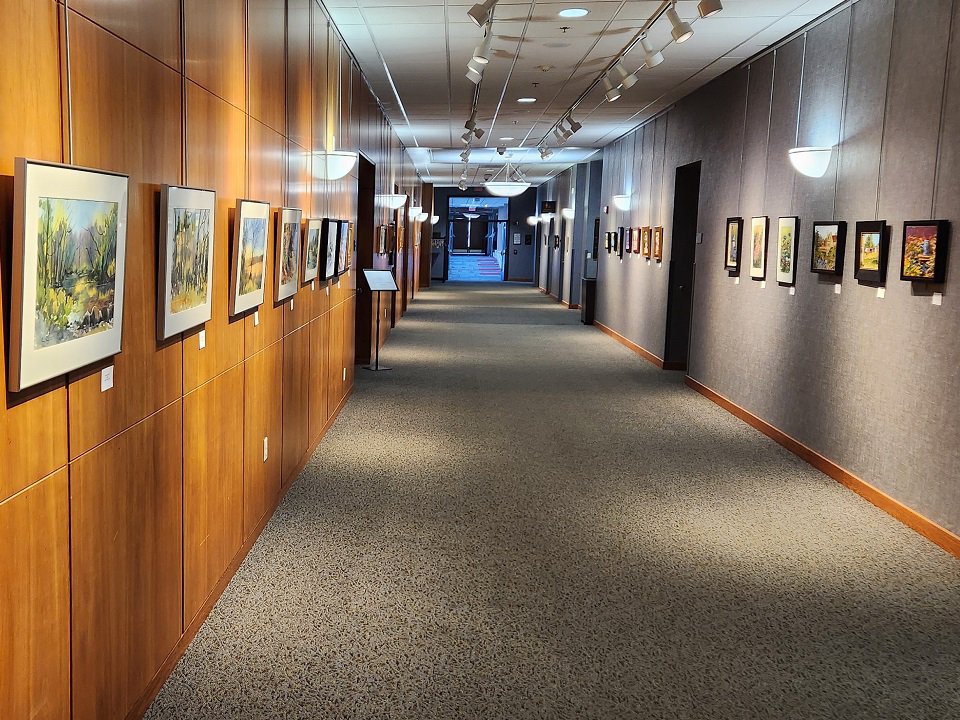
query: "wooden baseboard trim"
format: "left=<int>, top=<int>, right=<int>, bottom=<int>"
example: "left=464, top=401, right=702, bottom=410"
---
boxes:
left=684, top=376, right=960, bottom=560
left=562, top=301, right=581, bottom=310
left=594, top=321, right=665, bottom=370
left=127, top=386, right=355, bottom=720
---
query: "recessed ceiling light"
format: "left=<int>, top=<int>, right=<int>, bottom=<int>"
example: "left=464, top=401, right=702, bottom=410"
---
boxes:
left=558, top=7, right=589, bottom=17
left=499, top=136, right=515, bottom=141
left=518, top=97, right=536, bottom=103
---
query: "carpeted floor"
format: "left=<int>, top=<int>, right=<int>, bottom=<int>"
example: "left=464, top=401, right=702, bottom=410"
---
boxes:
left=146, top=282, right=960, bottom=720
left=448, top=253, right=503, bottom=281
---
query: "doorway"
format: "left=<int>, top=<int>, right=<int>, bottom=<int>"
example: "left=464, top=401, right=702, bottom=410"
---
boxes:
left=663, top=161, right=701, bottom=370
left=447, top=196, right=508, bottom=281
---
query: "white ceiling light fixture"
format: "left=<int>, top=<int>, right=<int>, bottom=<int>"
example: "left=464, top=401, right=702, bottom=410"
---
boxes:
left=612, top=60, right=638, bottom=89
left=539, top=146, right=554, bottom=160
left=788, top=146, right=833, bottom=178
left=499, top=136, right=515, bottom=141
left=640, top=35, right=664, bottom=68
left=558, top=7, right=589, bottom=18
left=473, top=27, right=493, bottom=64
left=697, top=0, right=723, bottom=19
left=466, top=59, right=484, bottom=84
left=612, top=194, right=631, bottom=211
left=467, top=0, right=497, bottom=26
left=484, top=160, right=531, bottom=197
left=602, top=74, right=622, bottom=102
left=666, top=3, right=694, bottom=43
left=376, top=193, right=408, bottom=210
left=517, top=97, right=537, bottom=103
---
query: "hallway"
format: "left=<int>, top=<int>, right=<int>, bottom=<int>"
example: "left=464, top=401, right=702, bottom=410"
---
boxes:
left=147, top=283, right=960, bottom=719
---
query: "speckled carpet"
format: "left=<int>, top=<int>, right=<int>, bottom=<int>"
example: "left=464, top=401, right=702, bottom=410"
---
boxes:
left=146, top=282, right=960, bottom=720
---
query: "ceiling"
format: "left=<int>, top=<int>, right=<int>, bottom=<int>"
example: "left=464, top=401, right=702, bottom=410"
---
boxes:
left=326, top=0, right=847, bottom=186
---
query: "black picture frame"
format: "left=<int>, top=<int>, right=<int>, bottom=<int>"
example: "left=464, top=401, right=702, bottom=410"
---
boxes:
left=749, top=216, right=769, bottom=280
left=618, top=226, right=625, bottom=259
left=319, top=217, right=338, bottom=280
left=605, top=231, right=612, bottom=254
left=853, top=220, right=888, bottom=284
left=775, top=216, right=800, bottom=286
left=724, top=217, right=743, bottom=274
left=900, top=220, right=950, bottom=283
left=810, top=221, right=847, bottom=276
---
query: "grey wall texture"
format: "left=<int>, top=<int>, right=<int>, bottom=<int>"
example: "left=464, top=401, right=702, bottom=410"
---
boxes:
left=595, top=0, right=960, bottom=536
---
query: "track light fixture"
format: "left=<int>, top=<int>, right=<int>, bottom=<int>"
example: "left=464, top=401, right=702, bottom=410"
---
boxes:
left=539, top=146, right=554, bottom=160
left=640, top=35, right=664, bottom=68
left=602, top=74, right=621, bottom=102
left=612, top=60, right=638, bottom=89
left=566, top=115, right=582, bottom=133
left=466, top=59, right=484, bottom=84
left=467, top=0, right=497, bottom=27
left=697, top=0, right=723, bottom=18
left=465, top=112, right=477, bottom=130
left=666, top=3, right=693, bottom=43
left=460, top=148, right=471, bottom=162
left=474, top=127, right=485, bottom=139
left=473, top=27, right=492, bottom=64
left=458, top=179, right=468, bottom=190
left=461, top=130, right=472, bottom=144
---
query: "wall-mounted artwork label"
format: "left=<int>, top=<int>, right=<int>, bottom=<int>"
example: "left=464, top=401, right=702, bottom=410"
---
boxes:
left=198, top=329, right=206, bottom=349
left=653, top=226, right=664, bottom=262
left=749, top=217, right=768, bottom=280
left=230, top=199, right=269, bottom=315
left=724, top=217, right=742, bottom=274
left=9, top=159, right=129, bottom=391
left=776, top=217, right=799, bottom=285
left=641, top=227, right=652, bottom=258
left=854, top=220, right=888, bottom=284
left=302, top=218, right=322, bottom=283
left=810, top=221, right=846, bottom=276
left=159, top=185, right=216, bottom=340
left=275, top=207, right=302, bottom=302
left=901, top=220, right=949, bottom=283
left=932, top=292, right=943, bottom=306
left=100, top=365, right=114, bottom=393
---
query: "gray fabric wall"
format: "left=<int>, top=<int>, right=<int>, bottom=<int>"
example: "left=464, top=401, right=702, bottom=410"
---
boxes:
left=595, top=0, right=960, bottom=535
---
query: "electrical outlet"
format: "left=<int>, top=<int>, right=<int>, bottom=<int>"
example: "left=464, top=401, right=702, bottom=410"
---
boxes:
left=263, top=436, right=269, bottom=462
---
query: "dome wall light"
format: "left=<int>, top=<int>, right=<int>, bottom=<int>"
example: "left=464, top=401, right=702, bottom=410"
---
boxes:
left=698, top=0, right=723, bottom=18
left=640, top=36, right=664, bottom=68
left=612, top=60, right=638, bottom=89
left=527, top=215, right=541, bottom=226
left=467, top=0, right=497, bottom=26
left=788, top=146, right=834, bottom=177
left=416, top=212, right=428, bottom=222
left=666, top=4, right=694, bottom=43
left=311, top=150, right=358, bottom=180
left=561, top=207, right=575, bottom=220
left=602, top=74, right=622, bottom=102
left=612, top=194, right=631, bottom=211
left=430, top=215, right=440, bottom=224
left=408, top=205, right=423, bottom=219
left=558, top=7, right=589, bottom=17
left=376, top=193, right=408, bottom=209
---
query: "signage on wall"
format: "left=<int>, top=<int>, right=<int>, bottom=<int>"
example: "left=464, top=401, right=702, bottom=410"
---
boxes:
left=540, top=200, right=557, bottom=214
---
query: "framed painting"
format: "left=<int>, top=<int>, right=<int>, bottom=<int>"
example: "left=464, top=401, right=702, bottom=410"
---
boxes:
left=854, top=220, right=888, bottom=284
left=625, top=226, right=633, bottom=254
left=776, top=216, right=799, bottom=285
left=158, top=185, right=216, bottom=340
left=377, top=224, right=388, bottom=255
left=618, top=227, right=625, bottom=259
left=652, top=226, right=664, bottom=262
left=724, top=217, right=742, bottom=273
left=229, top=199, right=270, bottom=316
left=9, top=158, right=129, bottom=391
left=630, top=227, right=640, bottom=254
left=345, top=221, right=355, bottom=271
left=901, top=220, right=949, bottom=283
left=336, top=219, right=350, bottom=275
left=810, top=221, right=847, bottom=275
left=605, top=232, right=612, bottom=254
left=302, top=218, right=322, bottom=283
left=749, top=216, right=768, bottom=280
left=641, top=226, right=652, bottom=258
left=275, top=207, right=302, bottom=301
left=321, top=218, right=338, bottom=279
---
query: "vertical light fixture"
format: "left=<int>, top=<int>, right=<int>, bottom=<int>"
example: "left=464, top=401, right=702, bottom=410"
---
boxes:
left=612, top=60, right=638, bottom=89
left=697, top=0, right=723, bottom=18
left=473, top=25, right=493, bottom=64
left=466, top=59, right=484, bottom=84
left=602, top=74, right=621, bottom=102
left=467, top=0, right=497, bottom=26
left=640, top=35, right=664, bottom=68
left=666, top=3, right=694, bottom=43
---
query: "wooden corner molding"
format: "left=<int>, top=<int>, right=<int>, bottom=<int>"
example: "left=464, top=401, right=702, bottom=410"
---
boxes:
left=594, top=321, right=665, bottom=369
left=684, top=375, right=960, bottom=560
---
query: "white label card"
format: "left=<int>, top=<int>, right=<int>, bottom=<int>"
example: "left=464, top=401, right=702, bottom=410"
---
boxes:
left=101, top=366, right=114, bottom=392
left=734, top=277, right=740, bottom=285
left=834, top=284, right=842, bottom=295
left=789, top=286, right=796, bottom=296
left=290, top=298, right=294, bottom=310
left=311, top=281, right=316, bottom=291
left=326, top=286, right=330, bottom=296
left=342, top=367, right=346, bottom=381
left=199, top=329, right=206, bottom=349
left=263, top=436, right=269, bottom=462
left=760, top=280, right=766, bottom=289
left=933, top=292, right=943, bottom=306
left=877, top=287, right=885, bottom=299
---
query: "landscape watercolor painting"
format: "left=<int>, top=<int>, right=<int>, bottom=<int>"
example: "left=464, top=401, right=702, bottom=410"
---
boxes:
left=280, top=221, right=300, bottom=286
left=305, top=226, right=320, bottom=278
left=777, top=217, right=798, bottom=284
left=811, top=222, right=845, bottom=274
left=170, top=207, right=212, bottom=314
left=239, top=216, right=267, bottom=295
left=858, top=231, right=881, bottom=271
left=725, top=218, right=742, bottom=272
left=34, top=196, right=119, bottom=349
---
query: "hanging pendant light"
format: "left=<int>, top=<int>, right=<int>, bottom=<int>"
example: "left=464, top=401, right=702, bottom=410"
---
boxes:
left=484, top=160, right=531, bottom=197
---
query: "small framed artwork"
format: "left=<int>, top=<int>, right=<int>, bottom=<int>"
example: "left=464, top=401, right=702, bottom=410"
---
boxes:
left=652, top=226, right=664, bottom=262
left=230, top=199, right=270, bottom=316
left=749, top=216, right=768, bottom=280
left=901, top=220, right=950, bottom=283
left=611, top=231, right=618, bottom=254
left=346, top=221, right=355, bottom=271
left=321, top=218, right=338, bottom=279
left=275, top=207, right=302, bottom=301
left=776, top=216, right=799, bottom=285
left=810, top=221, right=847, bottom=275
left=302, top=218, right=322, bottom=283
left=630, top=227, right=639, bottom=254
left=377, top=224, right=387, bottom=254
left=724, top=217, right=743, bottom=273
left=604, top=232, right=611, bottom=253
left=618, top=227, right=625, bottom=259
left=9, top=158, right=129, bottom=391
left=625, top=227, right=633, bottom=254
left=854, top=220, right=888, bottom=284
left=159, top=185, right=216, bottom=340
left=336, top=219, right=350, bottom=275
left=641, top=227, right=652, bottom=258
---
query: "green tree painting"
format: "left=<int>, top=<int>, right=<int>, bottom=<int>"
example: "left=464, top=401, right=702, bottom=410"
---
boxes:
left=170, top=208, right=212, bottom=313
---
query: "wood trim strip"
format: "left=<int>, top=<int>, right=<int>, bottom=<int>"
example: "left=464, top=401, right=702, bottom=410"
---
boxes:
left=594, top=321, right=665, bottom=369
left=684, top=376, right=960, bottom=560
left=126, top=385, right=354, bottom=720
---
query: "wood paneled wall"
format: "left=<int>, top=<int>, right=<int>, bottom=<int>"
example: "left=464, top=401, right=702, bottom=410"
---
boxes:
left=0, top=1, right=418, bottom=719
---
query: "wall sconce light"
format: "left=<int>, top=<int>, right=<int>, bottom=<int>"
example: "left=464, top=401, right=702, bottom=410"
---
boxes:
left=376, top=193, right=408, bottom=209
left=416, top=212, right=428, bottom=222
left=408, top=205, right=423, bottom=219
left=788, top=146, right=833, bottom=178
left=612, top=194, right=630, bottom=211
left=526, top=215, right=540, bottom=226
left=561, top=207, right=575, bottom=220
left=430, top=215, right=440, bottom=224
